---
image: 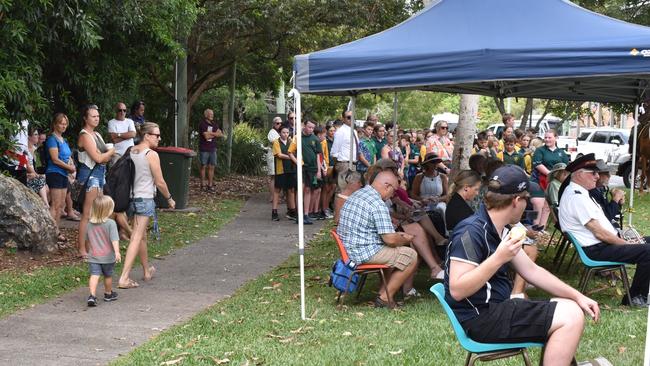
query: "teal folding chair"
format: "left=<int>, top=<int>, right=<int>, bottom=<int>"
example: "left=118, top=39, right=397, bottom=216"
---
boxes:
left=564, top=232, right=632, bottom=306
left=430, top=283, right=543, bottom=366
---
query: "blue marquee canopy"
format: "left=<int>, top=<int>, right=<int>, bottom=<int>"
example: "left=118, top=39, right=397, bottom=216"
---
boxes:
left=294, top=0, right=650, bottom=103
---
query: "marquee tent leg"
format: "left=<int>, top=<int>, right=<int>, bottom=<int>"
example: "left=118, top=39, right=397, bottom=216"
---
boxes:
left=288, top=87, right=306, bottom=321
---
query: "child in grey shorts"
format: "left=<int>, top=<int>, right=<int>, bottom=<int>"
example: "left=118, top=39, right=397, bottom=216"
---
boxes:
left=84, top=195, right=122, bottom=307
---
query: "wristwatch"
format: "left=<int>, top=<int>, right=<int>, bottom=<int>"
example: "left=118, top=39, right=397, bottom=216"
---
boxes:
left=117, top=132, right=122, bottom=138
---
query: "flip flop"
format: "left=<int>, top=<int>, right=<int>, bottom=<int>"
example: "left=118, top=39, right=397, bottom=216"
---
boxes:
left=143, top=266, right=156, bottom=281
left=118, top=279, right=139, bottom=289
left=65, top=215, right=81, bottom=221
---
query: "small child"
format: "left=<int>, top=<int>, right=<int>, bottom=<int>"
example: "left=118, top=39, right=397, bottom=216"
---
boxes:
left=85, top=195, right=121, bottom=307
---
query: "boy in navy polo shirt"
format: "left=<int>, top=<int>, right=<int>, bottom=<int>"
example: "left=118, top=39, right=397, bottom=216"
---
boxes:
left=444, top=165, right=600, bottom=365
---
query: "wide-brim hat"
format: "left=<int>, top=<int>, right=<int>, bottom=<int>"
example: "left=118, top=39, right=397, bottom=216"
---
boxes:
left=421, top=152, right=442, bottom=166
left=566, top=153, right=599, bottom=173
left=595, top=159, right=609, bottom=174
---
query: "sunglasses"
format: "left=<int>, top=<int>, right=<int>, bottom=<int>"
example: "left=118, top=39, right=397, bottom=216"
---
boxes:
left=439, top=126, right=448, bottom=130
left=288, top=116, right=295, bottom=120
left=345, top=116, right=352, bottom=120
left=117, top=109, right=127, bottom=112
left=274, top=122, right=282, bottom=125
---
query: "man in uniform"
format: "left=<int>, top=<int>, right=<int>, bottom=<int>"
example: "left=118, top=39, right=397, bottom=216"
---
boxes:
left=559, top=153, right=650, bottom=307
left=446, top=165, right=600, bottom=365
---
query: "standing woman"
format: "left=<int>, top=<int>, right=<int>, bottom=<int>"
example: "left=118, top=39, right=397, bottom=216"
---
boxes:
left=532, top=129, right=569, bottom=190
left=77, top=105, right=115, bottom=257
left=118, top=122, right=175, bottom=288
left=45, top=113, right=76, bottom=242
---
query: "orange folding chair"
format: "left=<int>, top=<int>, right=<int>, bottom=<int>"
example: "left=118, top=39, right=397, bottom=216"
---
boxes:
left=330, top=229, right=392, bottom=304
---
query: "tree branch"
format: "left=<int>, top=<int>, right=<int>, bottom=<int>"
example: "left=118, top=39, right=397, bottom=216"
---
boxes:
left=147, top=66, right=174, bottom=99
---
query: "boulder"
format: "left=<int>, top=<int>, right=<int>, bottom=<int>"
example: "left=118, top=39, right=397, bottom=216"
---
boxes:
left=0, top=174, right=57, bottom=253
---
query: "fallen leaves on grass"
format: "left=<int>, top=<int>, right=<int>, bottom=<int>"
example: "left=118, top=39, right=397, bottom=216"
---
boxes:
left=160, top=357, right=185, bottom=365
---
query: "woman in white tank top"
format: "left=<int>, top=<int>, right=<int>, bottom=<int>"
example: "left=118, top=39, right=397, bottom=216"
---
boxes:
left=118, top=122, right=175, bottom=289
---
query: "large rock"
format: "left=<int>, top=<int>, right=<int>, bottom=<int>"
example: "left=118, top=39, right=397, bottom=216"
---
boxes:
left=0, top=174, right=57, bottom=253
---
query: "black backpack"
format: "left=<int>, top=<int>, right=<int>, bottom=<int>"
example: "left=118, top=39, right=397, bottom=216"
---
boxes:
left=104, top=147, right=135, bottom=213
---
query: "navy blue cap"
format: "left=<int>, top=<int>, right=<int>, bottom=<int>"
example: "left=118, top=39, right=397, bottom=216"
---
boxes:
left=488, top=165, right=530, bottom=194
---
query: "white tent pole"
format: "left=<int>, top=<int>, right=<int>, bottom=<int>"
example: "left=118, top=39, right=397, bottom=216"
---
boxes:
left=628, top=105, right=639, bottom=227
left=392, top=93, right=398, bottom=148
left=288, top=87, right=306, bottom=321
left=349, top=96, right=356, bottom=170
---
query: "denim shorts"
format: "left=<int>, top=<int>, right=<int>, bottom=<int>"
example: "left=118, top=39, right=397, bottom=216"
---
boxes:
left=129, top=198, right=156, bottom=217
left=199, top=151, right=217, bottom=166
left=77, top=164, right=106, bottom=191
left=89, top=262, right=115, bottom=277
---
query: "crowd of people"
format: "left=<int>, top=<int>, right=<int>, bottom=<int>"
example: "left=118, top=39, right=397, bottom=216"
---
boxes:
left=2, top=101, right=174, bottom=306
left=296, top=110, right=650, bottom=365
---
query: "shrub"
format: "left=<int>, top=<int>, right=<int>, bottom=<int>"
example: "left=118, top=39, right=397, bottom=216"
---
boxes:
left=215, top=123, right=266, bottom=176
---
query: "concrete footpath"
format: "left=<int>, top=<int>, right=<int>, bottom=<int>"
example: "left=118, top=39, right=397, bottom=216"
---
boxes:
left=0, top=194, right=325, bottom=365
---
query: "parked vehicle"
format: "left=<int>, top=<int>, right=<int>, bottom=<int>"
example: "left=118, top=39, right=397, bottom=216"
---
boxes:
left=485, top=115, right=562, bottom=138
left=557, top=127, right=629, bottom=163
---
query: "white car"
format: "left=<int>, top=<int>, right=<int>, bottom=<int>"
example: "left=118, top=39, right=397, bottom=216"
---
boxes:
left=557, top=127, right=629, bottom=166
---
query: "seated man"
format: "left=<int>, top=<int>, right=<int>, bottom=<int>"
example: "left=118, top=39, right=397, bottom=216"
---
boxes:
left=446, top=165, right=599, bottom=365
left=338, top=167, right=418, bottom=309
left=559, top=153, right=650, bottom=307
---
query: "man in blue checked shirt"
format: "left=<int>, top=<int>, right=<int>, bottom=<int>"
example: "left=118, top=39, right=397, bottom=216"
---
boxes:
left=338, top=163, right=417, bottom=309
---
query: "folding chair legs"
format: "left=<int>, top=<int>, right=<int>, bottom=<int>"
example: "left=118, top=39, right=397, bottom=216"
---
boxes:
left=620, top=265, right=633, bottom=306
left=578, top=265, right=632, bottom=306
left=378, top=268, right=392, bottom=305
left=465, top=349, right=532, bottom=366
left=337, top=269, right=391, bottom=305
left=355, top=274, right=369, bottom=300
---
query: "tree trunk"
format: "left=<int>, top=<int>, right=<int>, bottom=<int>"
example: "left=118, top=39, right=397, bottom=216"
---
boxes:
left=452, top=94, right=479, bottom=171
left=519, top=98, right=533, bottom=130
left=493, top=96, right=506, bottom=115
left=534, top=99, right=552, bottom=130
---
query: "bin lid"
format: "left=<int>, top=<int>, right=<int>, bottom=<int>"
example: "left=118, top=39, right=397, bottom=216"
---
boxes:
left=155, top=146, right=197, bottom=157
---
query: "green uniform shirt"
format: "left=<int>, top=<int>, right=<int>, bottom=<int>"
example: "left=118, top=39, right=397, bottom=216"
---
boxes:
left=532, top=145, right=569, bottom=171
left=301, top=133, right=322, bottom=172
left=373, top=137, right=386, bottom=160
left=500, top=150, right=525, bottom=169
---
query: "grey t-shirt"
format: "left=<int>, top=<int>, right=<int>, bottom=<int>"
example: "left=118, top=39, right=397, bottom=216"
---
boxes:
left=85, top=219, right=119, bottom=264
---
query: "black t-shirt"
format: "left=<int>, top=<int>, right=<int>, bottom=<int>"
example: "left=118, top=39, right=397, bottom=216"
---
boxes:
left=445, top=192, right=475, bottom=231
left=444, top=204, right=513, bottom=323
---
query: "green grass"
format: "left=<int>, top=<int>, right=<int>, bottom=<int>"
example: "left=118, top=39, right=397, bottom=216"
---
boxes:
left=0, top=199, right=243, bottom=318
left=111, top=193, right=650, bottom=366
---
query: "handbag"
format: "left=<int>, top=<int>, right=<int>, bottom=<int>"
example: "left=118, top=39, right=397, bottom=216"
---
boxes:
left=329, top=259, right=359, bottom=293
left=71, top=164, right=96, bottom=212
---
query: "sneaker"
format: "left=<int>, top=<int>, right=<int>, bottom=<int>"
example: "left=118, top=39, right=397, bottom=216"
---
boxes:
left=286, top=210, right=297, bottom=220
left=303, top=215, right=313, bottom=225
left=308, top=212, right=319, bottom=220
left=404, top=288, right=422, bottom=298
left=103, top=291, right=118, bottom=302
left=621, top=294, right=648, bottom=307
left=316, top=211, right=326, bottom=220
left=87, top=295, right=97, bottom=307
left=323, top=208, right=334, bottom=219
left=272, top=212, right=280, bottom=221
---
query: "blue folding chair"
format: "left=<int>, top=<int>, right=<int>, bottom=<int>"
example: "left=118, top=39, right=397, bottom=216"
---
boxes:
left=564, top=232, right=632, bottom=306
left=430, top=283, right=543, bottom=366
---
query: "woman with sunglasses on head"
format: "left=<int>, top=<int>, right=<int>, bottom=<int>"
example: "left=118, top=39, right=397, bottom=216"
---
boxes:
left=77, top=105, right=115, bottom=257
left=118, top=122, right=175, bottom=289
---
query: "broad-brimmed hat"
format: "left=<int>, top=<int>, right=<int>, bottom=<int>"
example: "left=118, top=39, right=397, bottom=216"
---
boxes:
left=548, top=162, right=567, bottom=180
left=566, top=153, right=599, bottom=173
left=488, top=165, right=531, bottom=194
left=595, top=159, right=609, bottom=174
left=421, top=152, right=442, bottom=166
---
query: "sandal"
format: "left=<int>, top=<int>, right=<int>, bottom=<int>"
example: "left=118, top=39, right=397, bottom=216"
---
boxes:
left=118, top=279, right=140, bottom=289
left=65, top=215, right=81, bottom=221
left=143, top=266, right=156, bottom=281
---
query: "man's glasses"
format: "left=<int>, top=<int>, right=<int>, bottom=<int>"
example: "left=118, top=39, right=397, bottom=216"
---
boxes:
left=581, top=169, right=599, bottom=176
left=288, top=116, right=295, bottom=120
left=117, top=109, right=127, bottom=112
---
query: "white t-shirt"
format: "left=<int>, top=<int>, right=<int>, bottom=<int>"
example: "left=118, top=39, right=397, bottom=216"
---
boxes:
left=107, top=118, right=136, bottom=156
left=558, top=181, right=618, bottom=247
